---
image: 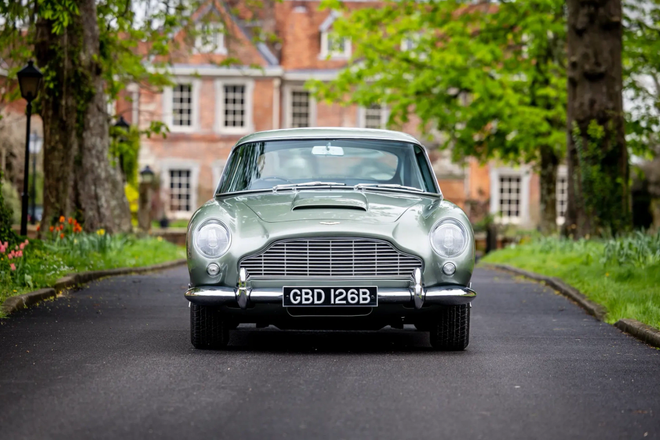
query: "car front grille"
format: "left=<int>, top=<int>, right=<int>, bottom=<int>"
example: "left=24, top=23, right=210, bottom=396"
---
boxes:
left=240, top=238, right=422, bottom=278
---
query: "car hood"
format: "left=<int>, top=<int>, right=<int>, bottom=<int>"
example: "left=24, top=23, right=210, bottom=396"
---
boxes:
left=238, top=190, right=422, bottom=224
left=188, top=191, right=473, bottom=287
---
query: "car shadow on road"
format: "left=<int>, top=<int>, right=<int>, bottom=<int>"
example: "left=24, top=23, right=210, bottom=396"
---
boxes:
left=213, top=325, right=469, bottom=355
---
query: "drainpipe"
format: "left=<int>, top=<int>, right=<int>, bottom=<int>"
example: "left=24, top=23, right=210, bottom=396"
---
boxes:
left=273, top=78, right=281, bottom=129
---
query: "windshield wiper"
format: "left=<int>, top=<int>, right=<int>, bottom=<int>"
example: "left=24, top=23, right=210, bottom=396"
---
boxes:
left=272, top=181, right=347, bottom=192
left=354, top=183, right=424, bottom=193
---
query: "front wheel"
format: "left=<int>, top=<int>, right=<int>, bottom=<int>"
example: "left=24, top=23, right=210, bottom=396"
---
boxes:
left=190, top=304, right=230, bottom=349
left=429, top=304, right=470, bottom=351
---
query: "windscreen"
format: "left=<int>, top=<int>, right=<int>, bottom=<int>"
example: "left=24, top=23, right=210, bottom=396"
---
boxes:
left=217, top=139, right=438, bottom=194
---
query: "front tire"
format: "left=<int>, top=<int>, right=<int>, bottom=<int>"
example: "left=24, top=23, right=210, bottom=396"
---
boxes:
left=190, top=304, right=230, bottom=349
left=429, top=304, right=470, bottom=351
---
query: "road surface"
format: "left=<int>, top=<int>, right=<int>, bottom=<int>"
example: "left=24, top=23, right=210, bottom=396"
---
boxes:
left=0, top=266, right=658, bottom=439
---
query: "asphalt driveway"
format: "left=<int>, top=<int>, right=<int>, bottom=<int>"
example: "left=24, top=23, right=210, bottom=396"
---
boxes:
left=0, top=266, right=658, bottom=439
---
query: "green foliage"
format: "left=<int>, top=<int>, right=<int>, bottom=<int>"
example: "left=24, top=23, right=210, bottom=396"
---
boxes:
left=623, top=0, right=660, bottom=158
left=0, top=233, right=185, bottom=315
left=37, top=0, right=80, bottom=34
left=110, top=124, right=141, bottom=186
left=0, top=0, right=261, bottom=137
left=1, top=178, right=20, bottom=225
left=0, top=176, right=18, bottom=245
left=43, top=230, right=130, bottom=257
left=482, top=233, right=660, bottom=329
left=602, top=231, right=660, bottom=268
left=572, top=120, right=630, bottom=234
left=310, top=0, right=567, bottom=165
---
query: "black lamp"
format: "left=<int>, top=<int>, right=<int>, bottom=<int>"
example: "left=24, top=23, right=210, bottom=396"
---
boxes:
left=140, top=165, right=155, bottom=184
left=17, top=60, right=43, bottom=236
left=114, top=115, right=130, bottom=130
left=17, top=61, right=43, bottom=102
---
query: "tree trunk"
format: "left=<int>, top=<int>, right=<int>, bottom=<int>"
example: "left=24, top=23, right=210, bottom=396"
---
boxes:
left=73, top=0, right=131, bottom=233
left=565, top=0, right=630, bottom=237
left=34, top=18, right=78, bottom=229
left=538, top=145, right=559, bottom=234
left=35, top=0, right=131, bottom=234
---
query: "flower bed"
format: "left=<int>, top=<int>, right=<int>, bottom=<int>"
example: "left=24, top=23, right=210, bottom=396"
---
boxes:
left=0, top=216, right=185, bottom=317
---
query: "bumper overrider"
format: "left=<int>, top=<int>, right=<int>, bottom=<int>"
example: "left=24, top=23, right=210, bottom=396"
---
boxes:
left=185, top=268, right=476, bottom=310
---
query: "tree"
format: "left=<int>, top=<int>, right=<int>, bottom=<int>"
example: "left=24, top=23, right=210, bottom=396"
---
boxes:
left=565, top=0, right=629, bottom=237
left=0, top=0, right=243, bottom=233
left=33, top=0, right=132, bottom=233
left=624, top=0, right=660, bottom=157
left=624, top=0, right=660, bottom=230
left=309, top=0, right=567, bottom=232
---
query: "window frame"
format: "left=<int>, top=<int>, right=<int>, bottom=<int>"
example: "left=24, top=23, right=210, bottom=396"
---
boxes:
left=194, top=22, right=227, bottom=55
left=162, top=78, right=201, bottom=133
left=489, top=166, right=531, bottom=225
left=215, top=79, right=254, bottom=135
left=358, top=104, right=389, bottom=129
left=283, top=84, right=316, bottom=128
left=319, top=30, right=352, bottom=60
left=556, top=165, right=568, bottom=225
left=159, top=159, right=200, bottom=219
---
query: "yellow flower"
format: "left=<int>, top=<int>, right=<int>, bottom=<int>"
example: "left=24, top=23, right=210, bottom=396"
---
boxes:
left=605, top=273, right=609, bottom=277
left=96, top=229, right=106, bottom=236
left=157, top=236, right=163, bottom=242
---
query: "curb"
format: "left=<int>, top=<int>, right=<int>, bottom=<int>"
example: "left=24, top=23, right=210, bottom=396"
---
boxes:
left=482, top=263, right=660, bottom=349
left=615, top=319, right=660, bottom=349
left=1, top=259, right=187, bottom=317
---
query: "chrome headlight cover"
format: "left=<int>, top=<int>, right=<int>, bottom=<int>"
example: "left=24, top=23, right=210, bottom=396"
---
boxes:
left=430, top=218, right=469, bottom=258
left=193, top=220, right=231, bottom=258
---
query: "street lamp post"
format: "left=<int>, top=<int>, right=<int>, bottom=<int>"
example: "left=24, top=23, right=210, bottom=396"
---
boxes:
left=17, top=61, right=43, bottom=236
left=138, top=165, right=155, bottom=233
left=29, top=132, right=43, bottom=225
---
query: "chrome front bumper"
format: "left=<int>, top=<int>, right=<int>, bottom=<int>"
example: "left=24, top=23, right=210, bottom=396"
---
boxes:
left=185, top=269, right=476, bottom=309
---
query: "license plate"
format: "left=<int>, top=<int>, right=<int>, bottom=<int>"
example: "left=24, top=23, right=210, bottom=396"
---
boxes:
left=283, top=287, right=378, bottom=307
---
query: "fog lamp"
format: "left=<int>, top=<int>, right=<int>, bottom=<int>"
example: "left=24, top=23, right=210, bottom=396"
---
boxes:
left=207, top=263, right=221, bottom=277
left=442, top=262, right=456, bottom=276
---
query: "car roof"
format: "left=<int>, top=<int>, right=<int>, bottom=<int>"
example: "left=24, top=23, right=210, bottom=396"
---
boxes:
left=235, top=127, right=423, bottom=147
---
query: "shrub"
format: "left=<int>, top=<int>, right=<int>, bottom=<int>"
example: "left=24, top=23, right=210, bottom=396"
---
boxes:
left=601, top=230, right=660, bottom=268
left=0, top=175, right=18, bottom=245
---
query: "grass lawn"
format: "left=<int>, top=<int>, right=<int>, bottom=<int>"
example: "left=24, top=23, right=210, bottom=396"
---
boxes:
left=481, top=235, right=660, bottom=330
left=152, top=219, right=189, bottom=229
left=1, top=234, right=185, bottom=317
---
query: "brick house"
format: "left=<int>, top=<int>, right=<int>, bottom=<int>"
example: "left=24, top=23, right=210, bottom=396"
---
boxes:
left=120, top=0, right=568, bottom=228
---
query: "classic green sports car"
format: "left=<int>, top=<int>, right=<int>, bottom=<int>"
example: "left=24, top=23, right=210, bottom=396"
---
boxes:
left=185, top=128, right=476, bottom=350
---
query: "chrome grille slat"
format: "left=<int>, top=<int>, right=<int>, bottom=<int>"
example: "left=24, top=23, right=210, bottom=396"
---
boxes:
left=240, top=238, right=422, bottom=278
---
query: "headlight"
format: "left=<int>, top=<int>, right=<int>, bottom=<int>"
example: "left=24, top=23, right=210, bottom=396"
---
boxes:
left=194, top=220, right=231, bottom=258
left=430, top=219, right=468, bottom=257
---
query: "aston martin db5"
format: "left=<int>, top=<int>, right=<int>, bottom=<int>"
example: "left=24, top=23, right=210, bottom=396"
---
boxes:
left=185, top=128, right=476, bottom=350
